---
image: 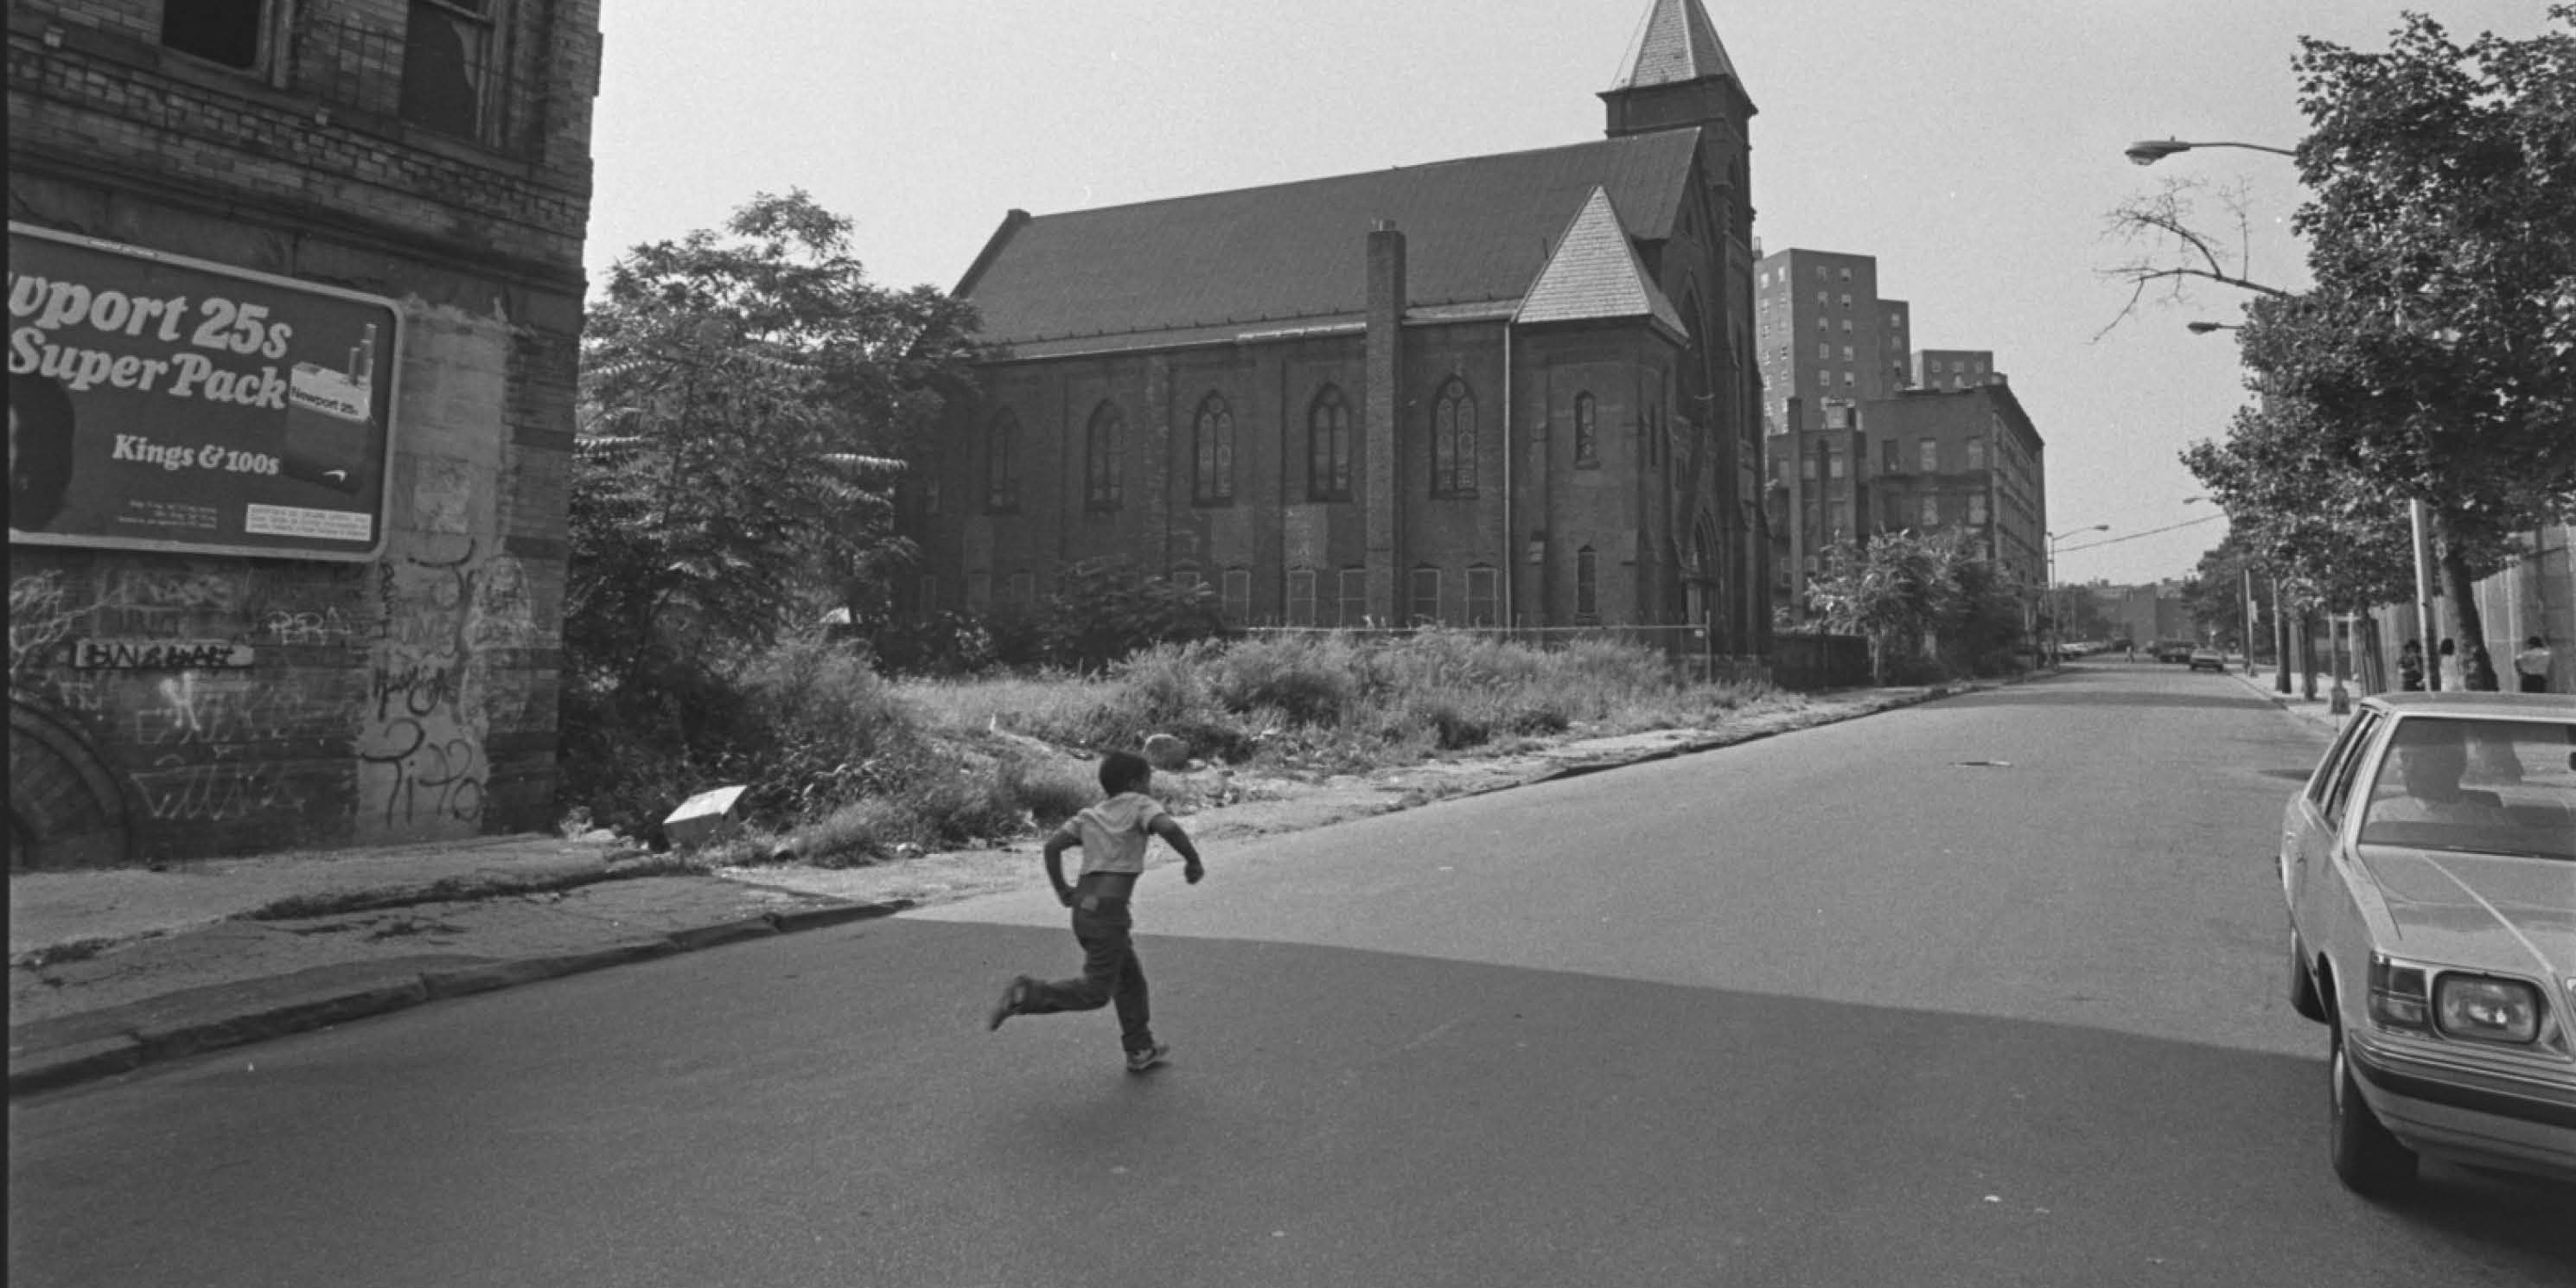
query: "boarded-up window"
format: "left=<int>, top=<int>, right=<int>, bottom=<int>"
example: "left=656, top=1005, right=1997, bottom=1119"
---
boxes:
left=1337, top=568, right=1368, bottom=627
left=1286, top=569, right=1317, bottom=627
left=1221, top=569, right=1251, bottom=626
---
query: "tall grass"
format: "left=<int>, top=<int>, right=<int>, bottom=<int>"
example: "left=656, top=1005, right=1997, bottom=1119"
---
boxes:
left=580, top=628, right=1781, bottom=862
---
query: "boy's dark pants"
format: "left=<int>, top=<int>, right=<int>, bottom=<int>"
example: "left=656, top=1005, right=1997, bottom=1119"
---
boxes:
left=1019, top=896, right=1153, bottom=1054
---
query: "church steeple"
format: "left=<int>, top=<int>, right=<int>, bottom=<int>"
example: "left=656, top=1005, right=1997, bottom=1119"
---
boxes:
left=1602, top=0, right=1755, bottom=138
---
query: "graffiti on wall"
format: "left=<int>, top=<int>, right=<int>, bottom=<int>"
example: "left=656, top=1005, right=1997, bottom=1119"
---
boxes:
left=354, top=534, right=533, bottom=838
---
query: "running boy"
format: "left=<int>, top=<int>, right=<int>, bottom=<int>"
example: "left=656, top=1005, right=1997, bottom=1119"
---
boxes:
left=987, top=749, right=1204, bottom=1072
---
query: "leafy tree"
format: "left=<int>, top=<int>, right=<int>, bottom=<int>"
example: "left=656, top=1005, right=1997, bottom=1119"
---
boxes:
left=1806, top=530, right=2024, bottom=683
left=2181, top=400, right=2416, bottom=615
left=2234, top=10, right=2576, bottom=674
left=572, top=190, right=984, bottom=698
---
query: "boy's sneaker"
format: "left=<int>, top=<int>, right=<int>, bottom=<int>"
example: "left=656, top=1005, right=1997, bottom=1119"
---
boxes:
left=1125, top=1043, right=1171, bottom=1074
left=988, top=977, right=1031, bottom=1031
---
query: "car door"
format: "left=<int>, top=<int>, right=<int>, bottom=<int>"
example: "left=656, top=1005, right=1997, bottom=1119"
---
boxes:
left=2287, top=709, right=2382, bottom=915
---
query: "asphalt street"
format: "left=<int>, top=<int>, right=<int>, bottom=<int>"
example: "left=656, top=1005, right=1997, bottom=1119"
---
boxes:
left=10, top=662, right=2573, bottom=1287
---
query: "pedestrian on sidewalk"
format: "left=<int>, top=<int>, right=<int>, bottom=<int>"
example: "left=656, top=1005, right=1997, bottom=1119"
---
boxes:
left=2516, top=636, right=2554, bottom=693
left=988, top=749, right=1205, bottom=1073
left=2400, top=640, right=2426, bottom=692
left=2437, top=637, right=2464, bottom=692
left=2468, top=643, right=2500, bottom=692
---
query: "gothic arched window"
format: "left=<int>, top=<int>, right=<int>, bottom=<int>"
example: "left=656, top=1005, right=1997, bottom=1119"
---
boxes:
left=1308, top=386, right=1352, bottom=501
left=1431, top=377, right=1476, bottom=497
left=1084, top=401, right=1124, bottom=510
left=1193, top=393, right=1234, bottom=505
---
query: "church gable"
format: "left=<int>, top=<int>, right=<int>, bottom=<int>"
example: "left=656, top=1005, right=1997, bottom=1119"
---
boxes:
left=1515, top=187, right=1687, bottom=339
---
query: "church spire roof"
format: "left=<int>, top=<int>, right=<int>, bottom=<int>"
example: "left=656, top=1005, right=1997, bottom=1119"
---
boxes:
left=1610, top=0, right=1739, bottom=91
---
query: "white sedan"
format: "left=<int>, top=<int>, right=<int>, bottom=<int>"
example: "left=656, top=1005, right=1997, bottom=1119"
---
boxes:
left=2279, top=692, right=2576, bottom=1196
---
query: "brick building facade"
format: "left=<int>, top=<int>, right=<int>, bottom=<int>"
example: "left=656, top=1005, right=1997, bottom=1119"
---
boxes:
left=908, top=0, right=1771, bottom=656
left=8, top=0, right=599, bottom=866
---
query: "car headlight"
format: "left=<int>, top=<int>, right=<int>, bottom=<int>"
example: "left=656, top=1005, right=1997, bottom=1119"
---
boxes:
left=2435, top=973, right=2541, bottom=1044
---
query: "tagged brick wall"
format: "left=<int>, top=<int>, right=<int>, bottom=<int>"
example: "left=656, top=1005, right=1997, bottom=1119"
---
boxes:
left=6, top=0, right=596, bottom=867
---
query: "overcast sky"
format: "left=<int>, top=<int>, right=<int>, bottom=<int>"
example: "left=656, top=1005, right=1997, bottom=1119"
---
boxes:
left=584, top=0, right=2551, bottom=588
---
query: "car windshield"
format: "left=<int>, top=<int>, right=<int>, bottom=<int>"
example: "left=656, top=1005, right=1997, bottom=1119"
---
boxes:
left=2356, top=716, right=2576, bottom=860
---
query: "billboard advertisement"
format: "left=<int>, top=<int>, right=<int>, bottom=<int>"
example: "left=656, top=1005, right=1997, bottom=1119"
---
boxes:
left=9, top=222, right=401, bottom=561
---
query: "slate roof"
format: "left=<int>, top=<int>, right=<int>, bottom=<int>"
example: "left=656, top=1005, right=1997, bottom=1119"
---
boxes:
left=959, top=130, right=1705, bottom=358
left=1614, top=0, right=1742, bottom=89
left=1514, top=187, right=1687, bottom=339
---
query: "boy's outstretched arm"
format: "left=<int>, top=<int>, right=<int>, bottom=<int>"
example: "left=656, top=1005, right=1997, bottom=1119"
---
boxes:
left=1151, top=814, right=1205, bottom=884
left=1041, top=829, right=1079, bottom=906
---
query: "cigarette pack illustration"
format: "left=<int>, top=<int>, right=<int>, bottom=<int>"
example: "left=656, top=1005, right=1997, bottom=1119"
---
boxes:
left=280, top=324, right=378, bottom=493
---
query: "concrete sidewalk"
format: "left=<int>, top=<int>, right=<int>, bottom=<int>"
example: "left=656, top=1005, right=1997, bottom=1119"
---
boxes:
left=2222, top=662, right=2362, bottom=735
left=7, top=682, right=1967, bottom=1099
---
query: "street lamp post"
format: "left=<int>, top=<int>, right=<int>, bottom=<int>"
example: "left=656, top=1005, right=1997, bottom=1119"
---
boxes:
left=2046, top=526, right=2110, bottom=667
left=2125, top=139, right=2299, bottom=166
left=2156, top=137, right=2442, bottom=699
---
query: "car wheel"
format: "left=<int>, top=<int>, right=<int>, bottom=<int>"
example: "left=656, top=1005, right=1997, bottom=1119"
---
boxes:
left=2287, top=934, right=2325, bottom=1023
left=2329, top=1023, right=2418, bottom=1197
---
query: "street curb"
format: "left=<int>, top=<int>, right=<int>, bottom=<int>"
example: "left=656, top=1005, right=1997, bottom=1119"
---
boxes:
left=1524, top=684, right=1967, bottom=786
left=7, top=897, right=913, bottom=1099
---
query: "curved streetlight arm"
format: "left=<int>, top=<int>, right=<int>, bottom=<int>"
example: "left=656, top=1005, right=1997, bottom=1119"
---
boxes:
left=2126, top=138, right=2299, bottom=166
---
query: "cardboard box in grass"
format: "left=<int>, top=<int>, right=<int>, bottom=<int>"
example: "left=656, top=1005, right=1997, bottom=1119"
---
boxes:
left=664, top=786, right=749, bottom=849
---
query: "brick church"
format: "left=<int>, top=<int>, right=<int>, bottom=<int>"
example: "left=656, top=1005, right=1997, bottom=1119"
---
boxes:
left=910, top=0, right=1769, bottom=659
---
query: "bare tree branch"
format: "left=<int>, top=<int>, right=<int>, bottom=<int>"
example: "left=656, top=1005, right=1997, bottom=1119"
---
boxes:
left=2093, top=178, right=2291, bottom=340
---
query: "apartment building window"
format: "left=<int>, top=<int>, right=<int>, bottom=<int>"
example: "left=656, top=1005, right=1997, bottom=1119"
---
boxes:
left=1193, top=393, right=1234, bottom=504
left=1573, top=392, right=1598, bottom=465
left=1337, top=567, right=1368, bottom=627
left=1840, top=267, right=1852, bottom=281
left=1759, top=270, right=1770, bottom=287
left=1842, top=372, right=1854, bottom=387
left=1084, top=401, right=1125, bottom=510
left=1287, top=568, right=1317, bottom=627
left=1888, top=312, right=1901, bottom=328
left=1841, top=345, right=1854, bottom=360
left=1827, top=450, right=1845, bottom=480
left=1967, top=438, right=1987, bottom=469
left=164, top=0, right=269, bottom=70
left=1841, top=320, right=1852, bottom=333
left=1801, top=451, right=1817, bottom=480
left=1969, top=494, right=1990, bottom=526
left=1816, top=341, right=1831, bottom=360
left=1222, top=569, right=1251, bottom=626
left=1576, top=545, right=1599, bottom=620
left=1409, top=566, right=1442, bottom=625
left=1884, top=493, right=1905, bottom=529
left=1466, top=565, right=1498, bottom=627
left=1814, top=266, right=1827, bottom=280
left=1814, top=318, right=1827, bottom=334
left=1431, top=378, right=1477, bottom=497
left=1919, top=437, right=1940, bottom=472
left=1830, top=501, right=1851, bottom=536
left=984, top=409, right=1019, bottom=511
left=401, top=0, right=501, bottom=142
left=1883, top=440, right=1900, bottom=473
left=1309, top=386, right=1352, bottom=501
left=1840, top=293, right=1852, bottom=308
left=1816, top=290, right=1828, bottom=305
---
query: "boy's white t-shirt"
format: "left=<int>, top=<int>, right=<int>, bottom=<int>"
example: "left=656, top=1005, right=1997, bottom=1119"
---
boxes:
left=1063, top=792, right=1167, bottom=877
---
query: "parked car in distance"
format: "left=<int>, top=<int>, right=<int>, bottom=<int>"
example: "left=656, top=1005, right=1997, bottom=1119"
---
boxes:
left=2155, top=641, right=2196, bottom=663
left=2279, top=692, right=2576, bottom=1196
left=2189, top=647, right=2226, bottom=673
